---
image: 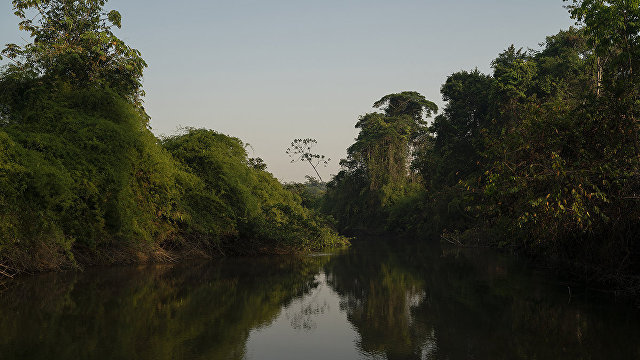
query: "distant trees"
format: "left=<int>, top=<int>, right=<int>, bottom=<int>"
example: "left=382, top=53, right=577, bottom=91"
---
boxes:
left=350, top=92, right=438, bottom=189
left=286, top=138, right=330, bottom=182
left=373, top=91, right=438, bottom=129
left=324, top=91, right=438, bottom=230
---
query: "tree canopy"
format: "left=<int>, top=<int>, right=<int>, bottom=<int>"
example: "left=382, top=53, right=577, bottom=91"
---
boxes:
left=324, top=1, right=640, bottom=287
left=0, top=0, right=347, bottom=273
left=2, top=0, right=147, bottom=104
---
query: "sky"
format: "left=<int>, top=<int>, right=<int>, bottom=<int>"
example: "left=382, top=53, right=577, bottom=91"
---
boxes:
left=0, top=0, right=576, bottom=182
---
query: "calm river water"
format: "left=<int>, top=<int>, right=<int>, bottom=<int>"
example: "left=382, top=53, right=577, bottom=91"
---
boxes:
left=1, top=239, right=639, bottom=359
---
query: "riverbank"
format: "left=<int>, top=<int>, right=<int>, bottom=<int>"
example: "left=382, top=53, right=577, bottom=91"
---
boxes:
left=0, top=234, right=350, bottom=286
left=436, top=227, right=640, bottom=299
left=0, top=82, right=348, bottom=278
left=339, top=228, right=640, bottom=300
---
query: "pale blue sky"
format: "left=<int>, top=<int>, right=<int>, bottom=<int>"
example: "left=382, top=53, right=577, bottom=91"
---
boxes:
left=1, top=0, right=575, bottom=182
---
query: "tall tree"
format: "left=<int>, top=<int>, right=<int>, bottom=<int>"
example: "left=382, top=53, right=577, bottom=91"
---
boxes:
left=347, top=92, right=438, bottom=190
left=373, top=91, right=438, bottom=127
left=325, top=92, right=437, bottom=229
left=565, top=0, right=640, bottom=92
left=424, top=69, right=494, bottom=188
left=2, top=0, right=147, bottom=105
left=286, top=138, right=330, bottom=182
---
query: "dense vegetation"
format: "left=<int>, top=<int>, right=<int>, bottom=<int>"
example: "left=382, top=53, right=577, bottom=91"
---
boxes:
left=324, top=1, right=640, bottom=288
left=0, top=0, right=346, bottom=274
left=1, top=0, right=638, bottom=290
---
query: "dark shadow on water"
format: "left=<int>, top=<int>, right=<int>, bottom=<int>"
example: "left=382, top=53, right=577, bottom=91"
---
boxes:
left=1, top=239, right=639, bottom=359
left=326, top=238, right=640, bottom=359
left=0, top=256, right=328, bottom=360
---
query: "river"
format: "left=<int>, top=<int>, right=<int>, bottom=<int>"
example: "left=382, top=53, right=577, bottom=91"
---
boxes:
left=1, top=238, right=638, bottom=359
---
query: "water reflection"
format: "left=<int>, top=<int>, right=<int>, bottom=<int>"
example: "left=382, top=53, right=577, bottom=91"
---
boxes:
left=325, top=240, right=640, bottom=359
left=1, top=240, right=639, bottom=360
left=0, top=256, right=329, bottom=360
left=326, top=242, right=429, bottom=359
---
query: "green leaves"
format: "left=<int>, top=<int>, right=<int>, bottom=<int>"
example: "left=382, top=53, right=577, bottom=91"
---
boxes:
left=565, top=0, right=640, bottom=96
left=373, top=91, right=438, bottom=121
left=325, top=91, right=438, bottom=230
left=0, top=44, right=22, bottom=60
left=107, top=10, right=121, bottom=28
left=492, top=45, right=538, bottom=102
left=163, top=130, right=346, bottom=251
left=4, top=0, right=147, bottom=105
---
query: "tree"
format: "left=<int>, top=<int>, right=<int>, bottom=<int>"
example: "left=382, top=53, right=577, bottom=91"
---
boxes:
left=286, top=138, right=330, bottom=182
left=348, top=112, right=412, bottom=190
left=324, top=92, right=437, bottom=230
left=2, top=0, right=147, bottom=105
left=373, top=91, right=438, bottom=124
left=565, top=0, right=640, bottom=88
left=425, top=69, right=494, bottom=187
left=372, top=91, right=439, bottom=144
left=349, top=91, right=438, bottom=190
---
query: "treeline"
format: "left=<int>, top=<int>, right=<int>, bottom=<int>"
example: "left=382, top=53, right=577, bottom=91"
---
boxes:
left=0, top=0, right=346, bottom=273
left=324, top=1, right=640, bottom=286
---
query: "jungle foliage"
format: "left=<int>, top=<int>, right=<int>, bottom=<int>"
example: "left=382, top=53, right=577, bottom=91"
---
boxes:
left=0, top=0, right=347, bottom=273
left=323, top=91, right=436, bottom=231
left=324, top=1, right=640, bottom=284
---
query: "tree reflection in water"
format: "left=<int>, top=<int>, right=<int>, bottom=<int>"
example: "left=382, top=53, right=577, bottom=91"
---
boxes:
left=324, top=239, right=640, bottom=360
left=0, top=256, right=329, bottom=360
left=1, top=240, right=639, bottom=360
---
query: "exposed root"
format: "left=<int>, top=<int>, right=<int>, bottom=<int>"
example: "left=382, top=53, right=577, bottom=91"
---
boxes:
left=0, top=263, right=17, bottom=291
left=441, top=230, right=463, bottom=246
left=0, top=263, right=17, bottom=279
